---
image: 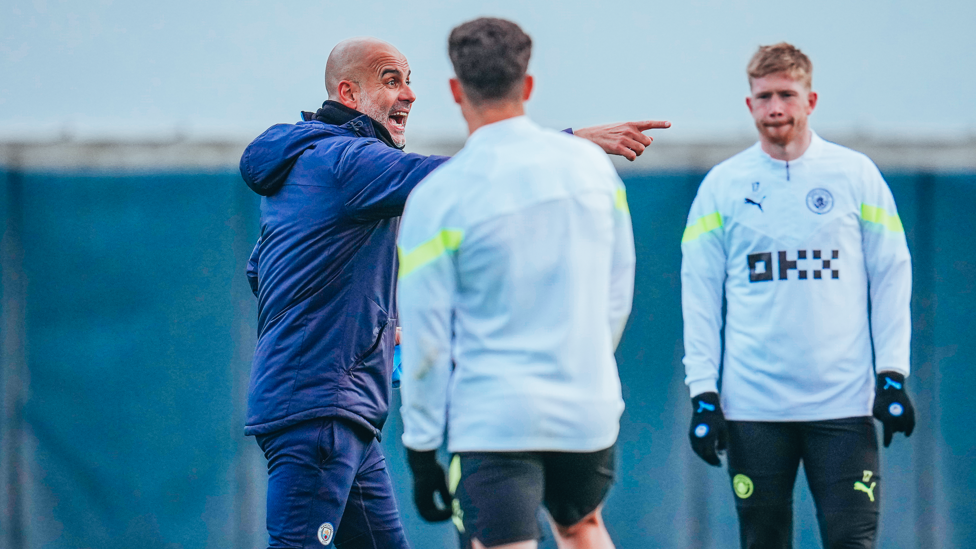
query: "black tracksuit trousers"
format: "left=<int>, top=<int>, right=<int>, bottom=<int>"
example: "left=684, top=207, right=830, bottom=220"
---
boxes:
left=727, top=417, right=880, bottom=549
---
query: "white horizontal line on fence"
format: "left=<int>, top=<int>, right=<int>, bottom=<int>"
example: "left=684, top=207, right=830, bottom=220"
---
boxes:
left=1, top=137, right=974, bottom=172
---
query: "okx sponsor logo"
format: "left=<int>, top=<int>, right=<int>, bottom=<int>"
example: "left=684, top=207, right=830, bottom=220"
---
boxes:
left=748, top=249, right=839, bottom=282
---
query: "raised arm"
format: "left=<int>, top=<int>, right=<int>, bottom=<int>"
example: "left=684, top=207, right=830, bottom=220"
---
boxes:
left=341, top=140, right=450, bottom=222
left=574, top=120, right=671, bottom=161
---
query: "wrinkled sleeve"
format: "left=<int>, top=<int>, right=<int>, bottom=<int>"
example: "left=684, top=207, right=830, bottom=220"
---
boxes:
left=246, top=237, right=260, bottom=298
left=860, top=162, right=912, bottom=376
left=339, top=140, right=449, bottom=222
left=609, top=178, right=636, bottom=349
left=396, top=194, right=461, bottom=451
left=681, top=173, right=727, bottom=397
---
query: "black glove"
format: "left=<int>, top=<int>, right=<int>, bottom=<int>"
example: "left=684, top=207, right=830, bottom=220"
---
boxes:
left=873, top=371, right=916, bottom=447
left=406, top=449, right=453, bottom=522
left=689, top=392, right=728, bottom=467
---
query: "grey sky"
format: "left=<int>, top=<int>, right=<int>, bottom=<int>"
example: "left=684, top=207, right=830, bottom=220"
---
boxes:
left=2, top=0, right=974, bottom=142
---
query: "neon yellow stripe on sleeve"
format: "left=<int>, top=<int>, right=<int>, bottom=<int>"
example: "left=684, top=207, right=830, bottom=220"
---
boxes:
left=615, top=188, right=630, bottom=215
left=398, top=229, right=464, bottom=279
left=861, top=204, right=904, bottom=233
left=681, top=211, right=724, bottom=243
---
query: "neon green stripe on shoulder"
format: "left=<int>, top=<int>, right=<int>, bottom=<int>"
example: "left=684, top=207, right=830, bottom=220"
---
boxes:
left=681, top=211, right=723, bottom=243
left=861, top=204, right=904, bottom=233
left=615, top=188, right=630, bottom=215
left=398, top=229, right=464, bottom=279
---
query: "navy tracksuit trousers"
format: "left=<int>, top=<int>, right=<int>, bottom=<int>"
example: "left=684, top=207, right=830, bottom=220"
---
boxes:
left=256, top=418, right=409, bottom=549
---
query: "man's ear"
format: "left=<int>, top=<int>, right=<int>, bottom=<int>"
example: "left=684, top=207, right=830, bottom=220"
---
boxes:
left=522, top=75, right=534, bottom=101
left=806, top=90, right=818, bottom=114
left=449, top=78, right=464, bottom=105
left=745, top=96, right=754, bottom=114
left=336, top=80, right=359, bottom=110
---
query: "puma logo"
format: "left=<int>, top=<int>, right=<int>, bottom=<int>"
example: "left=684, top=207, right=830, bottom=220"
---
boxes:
left=883, top=377, right=902, bottom=390
left=854, top=481, right=876, bottom=502
left=696, top=401, right=716, bottom=413
left=745, top=197, right=765, bottom=212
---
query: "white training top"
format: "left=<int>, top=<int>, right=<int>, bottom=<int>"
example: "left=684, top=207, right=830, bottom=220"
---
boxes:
left=397, top=116, right=634, bottom=452
left=681, top=131, right=912, bottom=421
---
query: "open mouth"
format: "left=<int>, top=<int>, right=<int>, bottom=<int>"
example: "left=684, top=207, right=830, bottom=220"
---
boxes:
left=389, top=110, right=409, bottom=132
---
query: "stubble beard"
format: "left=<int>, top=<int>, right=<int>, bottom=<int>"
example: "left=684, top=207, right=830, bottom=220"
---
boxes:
left=759, top=118, right=800, bottom=147
left=358, top=90, right=406, bottom=148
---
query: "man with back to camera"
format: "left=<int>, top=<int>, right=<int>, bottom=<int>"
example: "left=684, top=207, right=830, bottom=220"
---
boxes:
left=239, top=34, right=668, bottom=549
left=397, top=17, right=637, bottom=549
left=680, top=43, right=916, bottom=548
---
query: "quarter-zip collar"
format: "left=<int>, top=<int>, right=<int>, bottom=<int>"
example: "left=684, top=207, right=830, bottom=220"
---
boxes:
left=757, top=130, right=825, bottom=182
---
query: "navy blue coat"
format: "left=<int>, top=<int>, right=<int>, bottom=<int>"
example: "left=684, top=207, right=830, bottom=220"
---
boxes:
left=240, top=111, right=448, bottom=437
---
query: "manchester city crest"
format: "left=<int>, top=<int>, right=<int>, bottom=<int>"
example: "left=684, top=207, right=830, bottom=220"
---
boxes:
left=317, top=522, right=335, bottom=546
left=806, top=188, right=834, bottom=214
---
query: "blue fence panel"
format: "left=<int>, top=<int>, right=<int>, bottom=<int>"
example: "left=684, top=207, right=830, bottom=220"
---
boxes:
left=931, top=174, right=976, bottom=547
left=3, top=172, right=262, bottom=549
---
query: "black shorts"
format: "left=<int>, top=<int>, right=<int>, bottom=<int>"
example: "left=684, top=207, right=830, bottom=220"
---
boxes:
left=727, top=417, right=880, bottom=549
left=450, top=446, right=615, bottom=548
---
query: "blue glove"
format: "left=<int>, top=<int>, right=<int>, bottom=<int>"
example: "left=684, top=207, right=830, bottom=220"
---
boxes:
left=392, top=345, right=402, bottom=388
left=873, top=371, right=915, bottom=447
left=689, top=392, right=728, bottom=467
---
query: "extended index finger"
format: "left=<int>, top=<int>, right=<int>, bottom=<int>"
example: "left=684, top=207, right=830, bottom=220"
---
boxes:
left=633, top=120, right=672, bottom=131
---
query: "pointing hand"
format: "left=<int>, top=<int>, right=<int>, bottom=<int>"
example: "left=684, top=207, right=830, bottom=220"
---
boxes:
left=574, top=120, right=671, bottom=161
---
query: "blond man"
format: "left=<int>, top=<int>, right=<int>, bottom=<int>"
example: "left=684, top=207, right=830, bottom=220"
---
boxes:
left=680, top=43, right=915, bottom=548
